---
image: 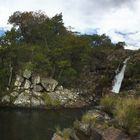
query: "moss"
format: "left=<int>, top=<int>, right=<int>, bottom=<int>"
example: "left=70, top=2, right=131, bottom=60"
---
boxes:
left=55, top=127, right=72, bottom=140
left=23, top=62, right=35, bottom=71
left=43, top=93, right=61, bottom=107
left=63, top=128, right=72, bottom=140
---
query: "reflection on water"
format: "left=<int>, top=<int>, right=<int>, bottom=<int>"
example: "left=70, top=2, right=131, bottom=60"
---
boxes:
left=0, top=108, right=87, bottom=140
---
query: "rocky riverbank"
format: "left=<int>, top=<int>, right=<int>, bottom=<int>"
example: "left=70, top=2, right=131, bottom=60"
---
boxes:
left=0, top=69, right=93, bottom=109
left=52, top=109, right=131, bottom=140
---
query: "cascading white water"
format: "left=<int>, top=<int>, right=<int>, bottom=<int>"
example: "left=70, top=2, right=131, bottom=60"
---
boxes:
left=111, top=57, right=130, bottom=93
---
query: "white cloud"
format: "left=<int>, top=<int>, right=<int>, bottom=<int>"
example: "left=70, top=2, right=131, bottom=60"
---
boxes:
left=0, top=0, right=140, bottom=49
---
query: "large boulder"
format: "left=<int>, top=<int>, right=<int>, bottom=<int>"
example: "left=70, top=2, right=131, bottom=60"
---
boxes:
left=10, top=91, right=19, bottom=98
left=30, top=97, right=45, bottom=107
left=103, top=127, right=131, bottom=140
left=23, top=69, right=32, bottom=79
left=33, top=85, right=43, bottom=92
left=32, top=75, right=41, bottom=85
left=14, top=92, right=31, bottom=107
left=32, top=91, right=42, bottom=97
left=14, top=75, right=24, bottom=87
left=24, top=80, right=31, bottom=89
left=1, top=95, right=10, bottom=103
left=41, top=78, right=58, bottom=92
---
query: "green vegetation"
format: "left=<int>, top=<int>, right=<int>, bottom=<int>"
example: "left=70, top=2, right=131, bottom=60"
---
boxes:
left=0, top=10, right=122, bottom=93
left=100, top=95, right=140, bottom=135
left=100, top=95, right=117, bottom=114
left=82, top=112, right=97, bottom=124
left=43, top=93, right=61, bottom=107
left=56, top=126, right=72, bottom=140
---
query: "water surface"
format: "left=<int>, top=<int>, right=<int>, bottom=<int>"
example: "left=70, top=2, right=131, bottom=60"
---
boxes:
left=0, top=108, right=87, bottom=140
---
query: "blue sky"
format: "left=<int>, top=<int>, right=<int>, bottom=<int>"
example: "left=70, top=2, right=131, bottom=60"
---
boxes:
left=0, top=0, right=140, bottom=50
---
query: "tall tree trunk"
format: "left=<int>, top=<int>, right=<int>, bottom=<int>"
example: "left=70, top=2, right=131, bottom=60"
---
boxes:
left=8, top=63, right=13, bottom=89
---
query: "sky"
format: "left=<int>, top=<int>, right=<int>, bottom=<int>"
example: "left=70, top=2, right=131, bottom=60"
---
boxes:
left=0, top=0, right=140, bottom=50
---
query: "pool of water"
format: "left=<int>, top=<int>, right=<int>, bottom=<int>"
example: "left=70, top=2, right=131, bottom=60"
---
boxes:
left=0, top=108, right=88, bottom=140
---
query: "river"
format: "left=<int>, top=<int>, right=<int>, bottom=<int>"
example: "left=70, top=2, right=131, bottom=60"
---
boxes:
left=0, top=107, right=88, bottom=140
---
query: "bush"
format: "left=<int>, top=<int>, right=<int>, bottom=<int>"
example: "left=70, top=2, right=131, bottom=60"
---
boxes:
left=100, top=95, right=140, bottom=136
left=100, top=95, right=117, bottom=114
left=113, top=97, right=140, bottom=135
left=82, top=112, right=97, bottom=124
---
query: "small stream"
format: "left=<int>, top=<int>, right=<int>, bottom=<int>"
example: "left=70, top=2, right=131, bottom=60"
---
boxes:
left=0, top=108, right=88, bottom=140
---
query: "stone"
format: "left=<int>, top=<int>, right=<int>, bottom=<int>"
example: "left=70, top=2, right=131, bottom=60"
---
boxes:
left=14, top=92, right=30, bottom=106
left=25, top=90, right=31, bottom=94
left=31, top=97, right=41, bottom=107
left=14, top=75, right=24, bottom=87
left=41, top=78, right=58, bottom=92
left=90, top=127, right=103, bottom=140
left=51, top=133, right=64, bottom=140
left=103, top=127, right=131, bottom=140
left=85, top=110, right=111, bottom=122
left=32, top=91, right=42, bottom=97
left=23, top=69, right=32, bottom=79
left=24, top=80, right=31, bottom=89
left=69, top=132, right=80, bottom=140
left=10, top=91, right=19, bottom=97
left=56, top=85, right=63, bottom=91
left=32, top=75, right=41, bottom=85
left=33, top=85, right=43, bottom=92
left=1, top=95, right=10, bottom=103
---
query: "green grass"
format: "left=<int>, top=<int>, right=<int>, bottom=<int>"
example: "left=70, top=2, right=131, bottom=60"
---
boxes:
left=100, top=95, right=140, bottom=136
left=43, top=93, right=61, bottom=107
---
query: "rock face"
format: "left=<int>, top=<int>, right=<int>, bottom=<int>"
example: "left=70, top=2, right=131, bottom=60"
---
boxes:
left=0, top=69, right=89, bottom=108
left=54, top=110, right=131, bottom=140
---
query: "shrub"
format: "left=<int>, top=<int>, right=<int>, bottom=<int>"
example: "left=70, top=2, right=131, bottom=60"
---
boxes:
left=113, top=97, right=140, bottom=135
left=82, top=112, right=97, bottom=124
left=100, top=95, right=140, bottom=136
left=100, top=95, right=117, bottom=114
left=63, top=128, right=72, bottom=140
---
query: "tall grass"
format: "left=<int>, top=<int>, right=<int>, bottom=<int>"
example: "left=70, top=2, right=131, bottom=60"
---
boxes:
left=100, top=95, right=140, bottom=135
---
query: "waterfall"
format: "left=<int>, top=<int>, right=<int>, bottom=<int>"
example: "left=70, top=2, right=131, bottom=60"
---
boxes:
left=111, top=57, right=130, bottom=93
